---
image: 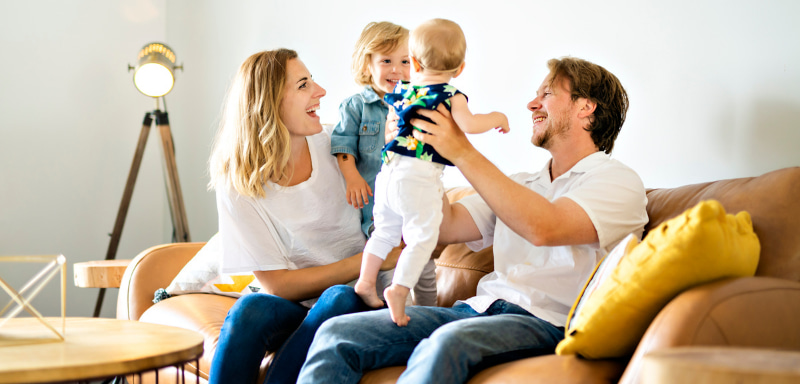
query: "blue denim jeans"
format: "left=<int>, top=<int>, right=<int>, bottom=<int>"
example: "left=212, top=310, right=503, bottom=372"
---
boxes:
left=209, top=285, right=373, bottom=384
left=297, top=300, right=565, bottom=384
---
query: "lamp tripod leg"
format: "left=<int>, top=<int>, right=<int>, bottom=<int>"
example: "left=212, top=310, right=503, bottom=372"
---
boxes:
left=155, top=111, right=191, bottom=243
left=95, top=113, right=153, bottom=318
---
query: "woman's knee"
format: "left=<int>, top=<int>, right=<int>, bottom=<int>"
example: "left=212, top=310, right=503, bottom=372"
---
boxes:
left=316, top=285, right=364, bottom=312
left=227, top=293, right=303, bottom=328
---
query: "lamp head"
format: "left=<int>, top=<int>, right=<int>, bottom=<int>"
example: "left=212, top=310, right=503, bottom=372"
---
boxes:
left=129, top=42, right=182, bottom=98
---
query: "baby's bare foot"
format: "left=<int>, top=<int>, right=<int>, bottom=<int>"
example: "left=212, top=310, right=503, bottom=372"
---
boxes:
left=355, top=279, right=384, bottom=308
left=385, top=284, right=410, bottom=326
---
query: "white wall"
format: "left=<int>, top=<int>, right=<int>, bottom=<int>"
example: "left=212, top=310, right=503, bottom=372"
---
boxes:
left=2, top=0, right=799, bottom=317
left=0, top=0, right=169, bottom=318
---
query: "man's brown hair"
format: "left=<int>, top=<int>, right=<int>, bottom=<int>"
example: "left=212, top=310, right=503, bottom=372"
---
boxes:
left=547, top=57, right=628, bottom=154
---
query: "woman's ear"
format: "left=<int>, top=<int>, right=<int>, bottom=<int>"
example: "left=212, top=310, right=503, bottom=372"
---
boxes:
left=411, top=56, right=422, bottom=73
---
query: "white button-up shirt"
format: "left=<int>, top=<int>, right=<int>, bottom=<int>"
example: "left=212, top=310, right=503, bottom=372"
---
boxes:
left=457, top=152, right=648, bottom=326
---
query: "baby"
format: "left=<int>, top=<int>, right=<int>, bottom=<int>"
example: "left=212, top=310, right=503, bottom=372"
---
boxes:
left=355, top=18, right=509, bottom=326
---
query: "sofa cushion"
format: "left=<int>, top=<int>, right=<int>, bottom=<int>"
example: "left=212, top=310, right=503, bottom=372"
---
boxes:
left=556, top=199, right=760, bottom=359
left=139, top=293, right=238, bottom=380
left=165, top=234, right=262, bottom=298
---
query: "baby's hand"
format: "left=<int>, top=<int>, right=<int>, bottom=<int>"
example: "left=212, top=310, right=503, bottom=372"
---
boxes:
left=496, top=116, right=510, bottom=134
left=495, top=125, right=510, bottom=134
left=345, top=175, right=373, bottom=209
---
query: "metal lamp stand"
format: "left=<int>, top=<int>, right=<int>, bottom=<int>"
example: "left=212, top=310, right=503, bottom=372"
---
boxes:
left=94, top=107, right=191, bottom=317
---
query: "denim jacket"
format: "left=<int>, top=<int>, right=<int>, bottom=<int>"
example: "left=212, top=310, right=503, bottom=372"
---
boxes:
left=331, top=86, right=388, bottom=236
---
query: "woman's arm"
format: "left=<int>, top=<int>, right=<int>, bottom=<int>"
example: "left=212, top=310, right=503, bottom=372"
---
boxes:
left=253, top=248, right=400, bottom=301
left=254, top=254, right=360, bottom=301
left=254, top=249, right=400, bottom=302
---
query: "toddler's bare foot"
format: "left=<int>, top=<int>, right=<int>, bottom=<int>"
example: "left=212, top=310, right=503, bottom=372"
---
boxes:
left=355, top=279, right=384, bottom=308
left=385, top=284, right=411, bottom=326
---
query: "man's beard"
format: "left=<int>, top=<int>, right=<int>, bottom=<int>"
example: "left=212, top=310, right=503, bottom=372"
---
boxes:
left=532, top=111, right=569, bottom=149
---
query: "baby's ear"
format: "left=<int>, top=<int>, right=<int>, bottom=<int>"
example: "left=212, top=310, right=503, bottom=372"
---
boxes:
left=453, top=62, right=466, bottom=78
left=411, top=56, right=422, bottom=73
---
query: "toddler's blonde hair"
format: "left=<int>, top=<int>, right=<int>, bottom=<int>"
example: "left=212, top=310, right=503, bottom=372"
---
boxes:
left=352, top=21, right=409, bottom=86
left=409, top=19, right=466, bottom=75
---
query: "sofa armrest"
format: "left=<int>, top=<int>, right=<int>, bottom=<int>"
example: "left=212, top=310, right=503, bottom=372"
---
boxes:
left=620, top=276, right=800, bottom=384
left=116, top=242, right=206, bottom=321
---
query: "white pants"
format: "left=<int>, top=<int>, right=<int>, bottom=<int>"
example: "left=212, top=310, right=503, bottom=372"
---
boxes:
left=365, top=156, right=444, bottom=291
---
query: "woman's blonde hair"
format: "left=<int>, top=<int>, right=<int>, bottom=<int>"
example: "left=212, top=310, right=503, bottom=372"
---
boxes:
left=352, top=21, right=409, bottom=86
left=208, top=48, right=298, bottom=198
left=409, top=19, right=466, bottom=75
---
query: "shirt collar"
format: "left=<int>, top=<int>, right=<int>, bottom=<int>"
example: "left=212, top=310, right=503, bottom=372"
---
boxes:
left=528, top=151, right=609, bottom=183
left=360, top=85, right=383, bottom=104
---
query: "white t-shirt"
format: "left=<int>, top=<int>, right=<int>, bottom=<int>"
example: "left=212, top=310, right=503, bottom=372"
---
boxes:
left=457, top=152, right=648, bottom=327
left=216, top=131, right=367, bottom=289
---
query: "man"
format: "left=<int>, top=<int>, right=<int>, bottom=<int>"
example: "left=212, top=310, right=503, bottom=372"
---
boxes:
left=297, top=57, right=649, bottom=384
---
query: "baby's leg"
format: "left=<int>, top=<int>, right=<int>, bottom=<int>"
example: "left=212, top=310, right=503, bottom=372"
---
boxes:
left=384, top=283, right=411, bottom=326
left=355, top=252, right=385, bottom=308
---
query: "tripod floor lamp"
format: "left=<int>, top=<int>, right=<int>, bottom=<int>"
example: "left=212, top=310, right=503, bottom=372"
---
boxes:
left=94, top=43, right=189, bottom=317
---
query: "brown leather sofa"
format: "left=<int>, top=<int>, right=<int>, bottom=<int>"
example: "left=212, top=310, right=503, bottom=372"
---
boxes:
left=117, top=167, right=800, bottom=384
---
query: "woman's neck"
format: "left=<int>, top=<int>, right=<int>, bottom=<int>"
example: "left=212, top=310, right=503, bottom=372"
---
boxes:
left=280, top=135, right=313, bottom=187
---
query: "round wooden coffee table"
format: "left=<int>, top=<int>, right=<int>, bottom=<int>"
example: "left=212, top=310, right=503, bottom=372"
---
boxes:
left=0, top=317, right=203, bottom=383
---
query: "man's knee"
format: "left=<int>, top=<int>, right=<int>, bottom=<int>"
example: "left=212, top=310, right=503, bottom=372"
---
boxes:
left=315, top=315, right=352, bottom=341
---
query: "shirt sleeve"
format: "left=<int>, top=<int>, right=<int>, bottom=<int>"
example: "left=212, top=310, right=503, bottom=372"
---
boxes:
left=562, top=163, right=648, bottom=251
left=454, top=193, right=497, bottom=251
left=330, top=96, right=362, bottom=160
left=216, top=187, right=292, bottom=273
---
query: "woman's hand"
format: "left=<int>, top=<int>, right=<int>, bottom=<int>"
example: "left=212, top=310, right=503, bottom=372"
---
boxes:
left=385, top=109, right=400, bottom=144
left=410, top=105, right=476, bottom=166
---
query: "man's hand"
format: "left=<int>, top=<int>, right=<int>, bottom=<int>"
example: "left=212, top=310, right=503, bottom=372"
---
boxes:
left=385, top=109, right=400, bottom=144
left=379, top=245, right=402, bottom=271
left=344, top=174, right=372, bottom=209
left=410, top=105, right=476, bottom=165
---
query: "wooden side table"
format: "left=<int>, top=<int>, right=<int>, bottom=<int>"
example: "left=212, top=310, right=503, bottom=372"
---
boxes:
left=73, top=259, right=132, bottom=288
left=0, top=317, right=203, bottom=383
left=643, top=346, right=800, bottom=384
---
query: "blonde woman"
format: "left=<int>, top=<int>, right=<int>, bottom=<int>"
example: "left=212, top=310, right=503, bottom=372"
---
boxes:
left=208, top=49, right=396, bottom=384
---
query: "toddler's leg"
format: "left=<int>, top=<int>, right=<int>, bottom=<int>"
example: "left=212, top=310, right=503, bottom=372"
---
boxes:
left=384, top=283, right=411, bottom=326
left=355, top=252, right=385, bottom=308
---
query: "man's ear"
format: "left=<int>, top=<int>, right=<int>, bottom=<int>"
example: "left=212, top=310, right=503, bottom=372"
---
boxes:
left=411, top=56, right=422, bottom=73
left=577, top=98, right=597, bottom=119
left=452, top=62, right=466, bottom=78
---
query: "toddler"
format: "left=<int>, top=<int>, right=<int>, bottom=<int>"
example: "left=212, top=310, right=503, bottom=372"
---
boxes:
left=355, top=18, right=510, bottom=326
left=332, top=21, right=437, bottom=306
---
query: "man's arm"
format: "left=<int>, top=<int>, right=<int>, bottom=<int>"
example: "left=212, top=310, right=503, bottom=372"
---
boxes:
left=412, top=107, right=597, bottom=247
left=438, top=192, right=483, bottom=245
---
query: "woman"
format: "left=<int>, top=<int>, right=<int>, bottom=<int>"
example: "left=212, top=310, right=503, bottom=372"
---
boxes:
left=208, top=49, right=397, bottom=384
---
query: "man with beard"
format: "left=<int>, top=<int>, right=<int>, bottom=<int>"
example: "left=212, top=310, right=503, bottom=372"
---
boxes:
left=297, top=57, right=649, bottom=384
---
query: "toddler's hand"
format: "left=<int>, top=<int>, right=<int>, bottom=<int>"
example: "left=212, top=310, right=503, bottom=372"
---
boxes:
left=345, top=176, right=373, bottom=209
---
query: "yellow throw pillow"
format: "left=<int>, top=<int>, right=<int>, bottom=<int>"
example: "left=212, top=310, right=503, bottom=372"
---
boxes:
left=556, top=200, right=760, bottom=359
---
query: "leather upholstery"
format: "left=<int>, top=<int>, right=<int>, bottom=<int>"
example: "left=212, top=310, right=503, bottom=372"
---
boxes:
left=117, top=166, right=800, bottom=383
